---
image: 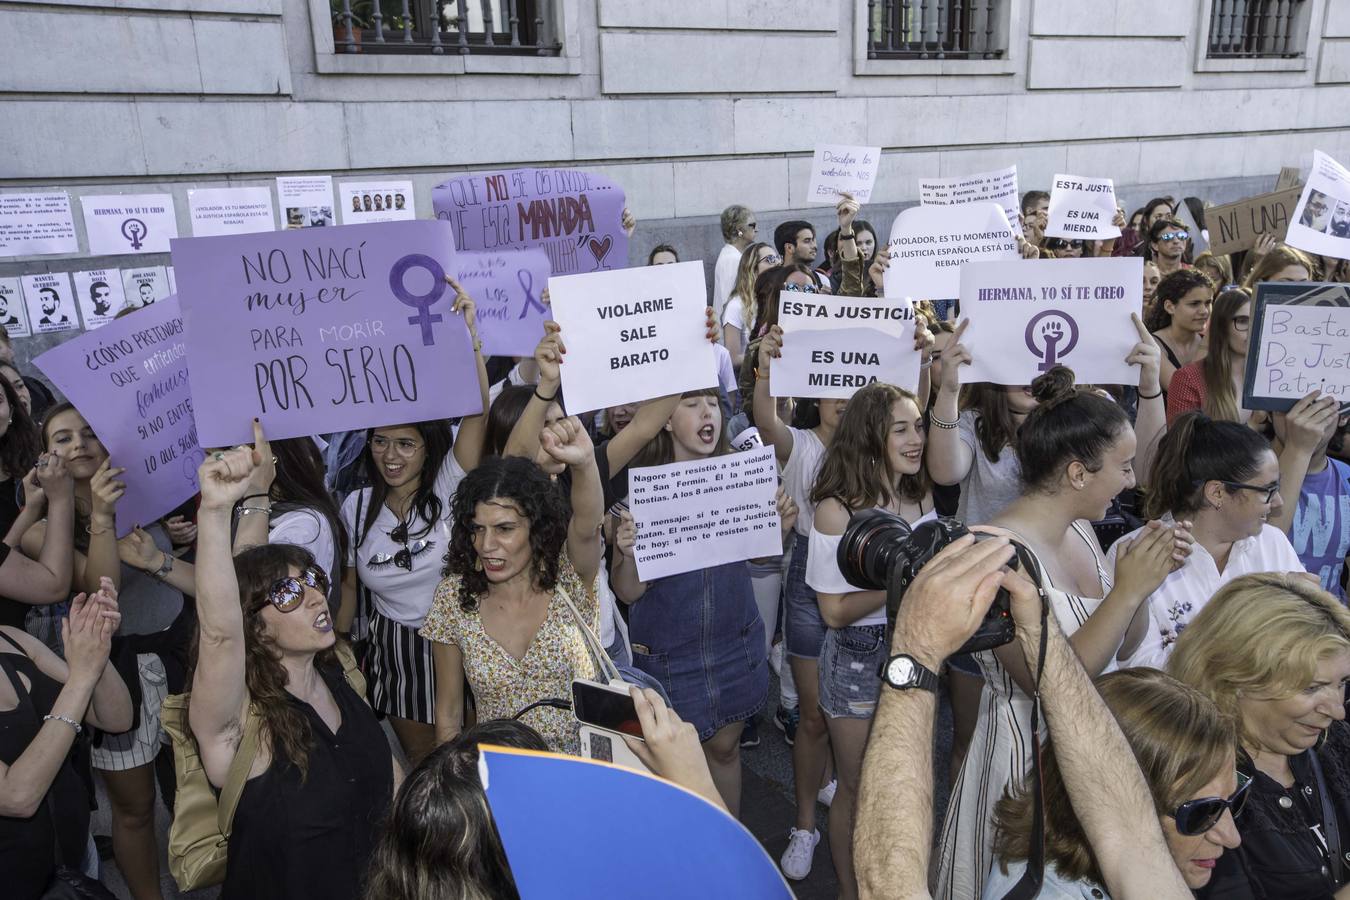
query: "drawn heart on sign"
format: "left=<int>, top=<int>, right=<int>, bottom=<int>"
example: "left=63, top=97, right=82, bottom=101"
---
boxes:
left=588, top=236, right=613, bottom=270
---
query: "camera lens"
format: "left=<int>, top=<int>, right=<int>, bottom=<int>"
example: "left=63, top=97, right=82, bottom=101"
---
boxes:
left=838, top=508, right=914, bottom=590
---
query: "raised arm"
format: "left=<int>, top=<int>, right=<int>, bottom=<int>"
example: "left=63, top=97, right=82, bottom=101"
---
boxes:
left=232, top=419, right=276, bottom=554
left=449, top=279, right=491, bottom=473
left=4, top=457, right=74, bottom=605
left=541, top=416, right=603, bottom=588
left=925, top=319, right=974, bottom=486
left=502, top=322, right=564, bottom=462
left=753, top=325, right=795, bottom=466
left=1128, top=313, right=1166, bottom=487
left=1269, top=391, right=1339, bottom=534
left=80, top=457, right=126, bottom=593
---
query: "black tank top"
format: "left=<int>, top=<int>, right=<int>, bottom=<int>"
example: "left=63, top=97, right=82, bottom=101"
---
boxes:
left=222, top=662, right=393, bottom=900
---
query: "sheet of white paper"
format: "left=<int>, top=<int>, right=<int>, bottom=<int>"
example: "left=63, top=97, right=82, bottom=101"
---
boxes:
left=548, top=260, right=716, bottom=413
left=0, top=278, right=32, bottom=338
left=338, top=181, right=416, bottom=224
left=629, top=446, right=782, bottom=581
left=770, top=294, right=921, bottom=398
left=886, top=203, right=1019, bottom=301
left=920, top=165, right=1023, bottom=237
left=1285, top=150, right=1350, bottom=259
left=82, top=194, right=179, bottom=255
left=121, top=267, right=171, bottom=309
left=188, top=186, right=276, bottom=237
left=166, top=266, right=176, bottom=295
left=70, top=269, right=127, bottom=329
left=1248, top=302, right=1350, bottom=406
left=806, top=145, right=882, bottom=204
left=21, top=272, right=77, bottom=334
left=277, top=175, right=336, bottom=229
left=0, top=192, right=79, bottom=257
left=959, top=257, right=1143, bottom=386
left=1045, top=174, right=1121, bottom=240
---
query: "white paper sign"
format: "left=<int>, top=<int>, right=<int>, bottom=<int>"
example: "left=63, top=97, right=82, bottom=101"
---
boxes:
left=166, top=266, right=176, bottom=295
left=0, top=192, right=79, bottom=257
left=188, top=186, right=275, bottom=237
left=1045, top=174, right=1121, bottom=240
left=920, top=166, right=1023, bottom=237
left=1248, top=301, right=1350, bottom=406
left=277, top=175, right=336, bottom=229
left=21, top=272, right=77, bottom=334
left=121, top=267, right=170, bottom=308
left=807, top=145, right=882, bottom=204
left=338, top=181, right=415, bottom=224
left=71, top=269, right=126, bottom=329
left=1286, top=150, right=1350, bottom=259
left=885, top=203, right=1020, bottom=301
left=0, top=278, right=32, bottom=338
left=629, top=446, right=781, bottom=581
left=548, top=260, right=716, bottom=413
left=771, top=294, right=921, bottom=398
left=82, top=193, right=179, bottom=255
left=959, top=257, right=1143, bottom=386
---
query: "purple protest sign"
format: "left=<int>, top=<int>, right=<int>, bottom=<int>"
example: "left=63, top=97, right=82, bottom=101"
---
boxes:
left=456, top=249, right=552, bottom=357
left=432, top=168, right=627, bottom=276
left=171, top=220, right=481, bottom=447
left=34, top=296, right=202, bottom=537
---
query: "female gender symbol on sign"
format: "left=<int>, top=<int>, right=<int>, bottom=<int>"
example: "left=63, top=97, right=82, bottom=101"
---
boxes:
left=389, top=254, right=446, bottom=346
left=1024, top=309, right=1079, bottom=372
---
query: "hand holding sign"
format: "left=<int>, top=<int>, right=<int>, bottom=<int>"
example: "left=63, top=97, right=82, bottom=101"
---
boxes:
left=242, top=419, right=276, bottom=499
left=938, top=319, right=973, bottom=394
left=837, top=194, right=860, bottom=233
left=89, top=458, right=127, bottom=525
left=1276, top=391, right=1341, bottom=454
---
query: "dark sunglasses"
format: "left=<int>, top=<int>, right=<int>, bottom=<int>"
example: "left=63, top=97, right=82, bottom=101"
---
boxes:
left=262, top=565, right=330, bottom=613
left=1159, top=230, right=1190, bottom=242
left=1169, top=770, right=1251, bottom=836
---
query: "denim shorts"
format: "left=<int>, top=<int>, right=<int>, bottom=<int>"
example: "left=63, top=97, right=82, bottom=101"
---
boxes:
left=784, top=531, right=828, bottom=660
left=818, top=624, right=887, bottom=719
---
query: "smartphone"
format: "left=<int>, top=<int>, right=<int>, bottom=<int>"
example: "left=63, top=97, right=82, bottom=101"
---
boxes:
left=571, top=680, right=643, bottom=739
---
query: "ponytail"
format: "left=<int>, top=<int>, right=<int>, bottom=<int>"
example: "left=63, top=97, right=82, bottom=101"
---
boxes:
left=1144, top=410, right=1271, bottom=518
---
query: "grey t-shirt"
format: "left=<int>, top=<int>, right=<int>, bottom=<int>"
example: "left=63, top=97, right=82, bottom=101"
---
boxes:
left=117, top=524, right=184, bottom=636
left=955, top=410, right=1023, bottom=526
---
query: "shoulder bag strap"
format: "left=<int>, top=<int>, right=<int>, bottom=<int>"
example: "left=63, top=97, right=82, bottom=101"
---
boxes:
left=556, top=589, right=621, bottom=684
left=216, top=707, right=263, bottom=837
left=1309, top=748, right=1346, bottom=884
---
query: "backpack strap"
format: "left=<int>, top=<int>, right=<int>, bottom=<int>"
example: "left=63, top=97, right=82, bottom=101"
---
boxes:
left=215, top=708, right=263, bottom=838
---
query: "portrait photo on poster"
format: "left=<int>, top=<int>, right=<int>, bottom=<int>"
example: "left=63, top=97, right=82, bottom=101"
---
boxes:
left=0, top=277, right=32, bottom=337
left=71, top=268, right=127, bottom=329
left=21, top=271, right=78, bottom=334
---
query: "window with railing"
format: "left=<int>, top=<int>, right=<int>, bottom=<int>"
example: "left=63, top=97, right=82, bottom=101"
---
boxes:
left=866, top=0, right=1008, bottom=60
left=332, top=0, right=560, bottom=55
left=1207, top=0, right=1309, bottom=59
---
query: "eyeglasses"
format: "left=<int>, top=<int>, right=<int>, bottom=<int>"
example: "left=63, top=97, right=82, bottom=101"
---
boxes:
left=784, top=282, right=819, bottom=294
left=1169, top=770, right=1251, bottom=836
left=1231, top=314, right=1251, bottom=332
left=261, top=565, right=330, bottom=613
left=1159, top=230, right=1190, bottom=242
left=370, top=436, right=423, bottom=457
left=745, top=221, right=757, bottom=229
left=760, top=254, right=782, bottom=265
left=1222, top=480, right=1281, bottom=504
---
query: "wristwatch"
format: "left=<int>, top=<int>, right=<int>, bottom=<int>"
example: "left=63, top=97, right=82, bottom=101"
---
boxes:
left=881, top=653, right=940, bottom=693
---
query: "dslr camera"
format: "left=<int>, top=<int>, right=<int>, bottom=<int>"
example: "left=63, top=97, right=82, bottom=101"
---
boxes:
left=837, top=510, right=1040, bottom=655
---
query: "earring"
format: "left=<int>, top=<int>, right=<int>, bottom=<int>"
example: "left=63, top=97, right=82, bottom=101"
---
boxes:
left=474, top=558, right=483, bottom=572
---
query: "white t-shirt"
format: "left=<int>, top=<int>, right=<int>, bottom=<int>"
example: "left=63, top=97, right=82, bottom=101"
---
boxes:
left=712, top=242, right=742, bottom=323
left=270, top=508, right=339, bottom=588
left=781, top=426, right=826, bottom=536
left=1109, top=515, right=1305, bottom=670
left=807, top=509, right=936, bottom=627
left=713, top=341, right=738, bottom=398
left=721, top=295, right=748, bottom=334
left=341, top=452, right=467, bottom=628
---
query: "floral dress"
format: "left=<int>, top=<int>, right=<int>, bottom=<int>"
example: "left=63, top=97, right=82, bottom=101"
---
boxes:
left=419, top=552, right=599, bottom=754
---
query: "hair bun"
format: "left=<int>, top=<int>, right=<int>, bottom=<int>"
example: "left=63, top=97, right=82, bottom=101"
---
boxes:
left=1030, top=366, right=1077, bottom=406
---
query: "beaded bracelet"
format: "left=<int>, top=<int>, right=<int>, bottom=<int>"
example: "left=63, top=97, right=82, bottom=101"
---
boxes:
left=44, top=713, right=81, bottom=735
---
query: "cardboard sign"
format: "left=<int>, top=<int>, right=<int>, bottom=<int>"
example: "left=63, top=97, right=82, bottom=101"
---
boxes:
left=432, top=167, right=627, bottom=276
left=547, top=260, right=715, bottom=413
left=807, top=144, right=882, bottom=204
left=0, top=277, right=31, bottom=338
left=338, top=181, right=415, bottom=224
left=959, top=257, right=1143, bottom=386
left=1286, top=150, right=1350, bottom=260
left=771, top=294, right=920, bottom=398
left=171, top=220, right=481, bottom=446
left=455, top=249, right=552, bottom=358
left=885, top=203, right=1019, bottom=301
left=1277, top=166, right=1302, bottom=191
left=188, top=186, right=276, bottom=237
left=1243, top=282, right=1350, bottom=413
left=481, top=746, right=792, bottom=899
left=1045, top=174, right=1121, bottom=240
left=70, top=269, right=126, bottom=330
left=629, top=446, right=781, bottom=581
left=81, top=193, right=179, bottom=256
left=277, top=176, right=336, bottom=229
left=0, top=192, right=79, bottom=257
left=21, top=272, right=77, bottom=334
left=34, top=296, right=203, bottom=536
left=1203, top=187, right=1303, bottom=256
left=920, top=165, right=1023, bottom=237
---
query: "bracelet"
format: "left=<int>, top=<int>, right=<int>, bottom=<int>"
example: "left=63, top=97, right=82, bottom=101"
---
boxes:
left=534, top=386, right=558, bottom=403
left=472, top=337, right=483, bottom=354
left=235, top=506, right=269, bottom=517
left=1137, top=387, right=1163, bottom=400
left=240, top=493, right=269, bottom=504
left=86, top=521, right=112, bottom=536
left=919, top=357, right=934, bottom=371
left=929, top=412, right=960, bottom=430
left=150, top=552, right=173, bottom=580
left=43, top=713, right=82, bottom=735
left=839, top=231, right=856, bottom=241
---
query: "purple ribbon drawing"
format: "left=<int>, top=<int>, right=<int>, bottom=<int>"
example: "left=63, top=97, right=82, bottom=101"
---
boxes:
left=517, top=269, right=547, bottom=319
left=389, top=254, right=446, bottom=346
left=121, top=218, right=147, bottom=250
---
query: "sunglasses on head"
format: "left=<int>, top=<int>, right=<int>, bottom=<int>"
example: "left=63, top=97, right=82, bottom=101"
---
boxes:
left=262, top=565, right=330, bottom=613
left=1169, top=770, right=1251, bottom=836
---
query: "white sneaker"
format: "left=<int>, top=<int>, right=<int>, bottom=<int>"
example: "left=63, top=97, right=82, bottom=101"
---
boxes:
left=780, top=827, right=820, bottom=880
left=817, top=779, right=837, bottom=807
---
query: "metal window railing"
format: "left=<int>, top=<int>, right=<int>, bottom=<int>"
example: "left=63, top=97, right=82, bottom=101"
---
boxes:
left=866, top=0, right=1007, bottom=60
left=1207, top=0, right=1308, bottom=58
left=332, top=0, right=560, bottom=56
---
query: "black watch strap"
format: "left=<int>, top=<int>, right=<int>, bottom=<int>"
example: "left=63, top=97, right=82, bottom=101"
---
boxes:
left=881, top=653, right=940, bottom=693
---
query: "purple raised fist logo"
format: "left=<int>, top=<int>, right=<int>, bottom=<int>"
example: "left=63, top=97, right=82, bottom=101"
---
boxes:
left=389, top=254, right=446, bottom=346
left=1024, top=309, right=1079, bottom=372
left=121, top=218, right=148, bottom=250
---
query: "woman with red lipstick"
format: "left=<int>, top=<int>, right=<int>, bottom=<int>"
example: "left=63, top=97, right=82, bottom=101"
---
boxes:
left=1147, top=269, right=1214, bottom=394
left=987, top=668, right=1243, bottom=897
left=1171, top=573, right=1350, bottom=899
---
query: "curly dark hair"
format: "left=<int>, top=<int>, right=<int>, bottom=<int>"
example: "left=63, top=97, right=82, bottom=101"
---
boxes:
left=443, top=456, right=571, bottom=612
left=0, top=375, right=40, bottom=483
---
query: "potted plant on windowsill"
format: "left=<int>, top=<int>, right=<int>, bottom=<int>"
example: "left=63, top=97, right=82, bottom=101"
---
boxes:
left=331, top=0, right=373, bottom=51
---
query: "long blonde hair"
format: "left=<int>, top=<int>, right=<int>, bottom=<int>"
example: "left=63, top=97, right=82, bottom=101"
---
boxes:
left=1169, top=572, right=1350, bottom=746
left=1200, top=288, right=1250, bottom=423
left=729, top=242, right=770, bottom=333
